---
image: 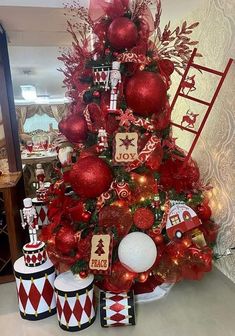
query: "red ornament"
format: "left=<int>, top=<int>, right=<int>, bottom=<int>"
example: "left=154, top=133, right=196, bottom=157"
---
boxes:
left=93, top=90, right=100, bottom=98
left=55, top=226, right=77, bottom=255
left=58, top=114, right=88, bottom=144
left=99, top=205, right=133, bottom=238
left=79, top=271, right=88, bottom=279
left=107, top=17, right=138, bottom=50
left=197, top=204, right=212, bottom=221
left=125, top=71, right=167, bottom=117
left=81, top=211, right=91, bottom=222
left=158, top=59, right=175, bottom=76
left=133, top=208, right=154, bottom=230
left=70, top=156, right=113, bottom=198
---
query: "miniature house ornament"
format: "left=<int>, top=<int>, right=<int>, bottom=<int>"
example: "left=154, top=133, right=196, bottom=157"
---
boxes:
left=166, top=203, right=201, bottom=239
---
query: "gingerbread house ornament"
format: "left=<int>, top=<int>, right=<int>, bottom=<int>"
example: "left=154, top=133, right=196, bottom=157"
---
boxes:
left=54, top=271, right=96, bottom=332
left=13, top=198, right=56, bottom=320
left=166, top=203, right=201, bottom=239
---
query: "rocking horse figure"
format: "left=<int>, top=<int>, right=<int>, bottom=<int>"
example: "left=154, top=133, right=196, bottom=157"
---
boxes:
left=181, top=110, right=199, bottom=129
left=181, top=75, right=196, bottom=95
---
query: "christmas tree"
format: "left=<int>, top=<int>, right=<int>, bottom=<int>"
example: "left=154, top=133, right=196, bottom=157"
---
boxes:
left=95, top=239, right=105, bottom=256
left=41, top=0, right=219, bottom=295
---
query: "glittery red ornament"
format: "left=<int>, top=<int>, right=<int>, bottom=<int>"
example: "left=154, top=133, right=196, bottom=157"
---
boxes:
left=70, top=156, right=113, bottom=198
left=55, top=226, right=77, bottom=255
left=158, top=59, right=175, bottom=76
left=99, top=204, right=133, bottom=238
left=107, top=17, right=138, bottom=50
left=125, top=71, right=167, bottom=117
left=133, top=207, right=154, bottom=230
left=197, top=204, right=212, bottom=221
left=58, top=114, right=88, bottom=144
left=81, top=211, right=91, bottom=222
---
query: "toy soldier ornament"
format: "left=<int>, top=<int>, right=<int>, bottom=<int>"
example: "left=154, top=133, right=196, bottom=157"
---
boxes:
left=97, top=127, right=108, bottom=152
left=21, top=198, right=39, bottom=246
left=108, top=61, right=121, bottom=111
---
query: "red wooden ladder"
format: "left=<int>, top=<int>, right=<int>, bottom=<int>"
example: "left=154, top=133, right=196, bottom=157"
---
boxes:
left=170, top=48, right=234, bottom=167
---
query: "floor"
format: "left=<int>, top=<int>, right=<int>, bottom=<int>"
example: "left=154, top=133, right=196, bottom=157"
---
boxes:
left=0, top=267, right=235, bottom=336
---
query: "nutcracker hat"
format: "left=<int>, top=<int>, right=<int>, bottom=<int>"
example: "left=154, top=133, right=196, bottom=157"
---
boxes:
left=112, top=61, right=120, bottom=70
left=36, top=163, right=42, bottom=169
left=23, top=198, right=32, bottom=208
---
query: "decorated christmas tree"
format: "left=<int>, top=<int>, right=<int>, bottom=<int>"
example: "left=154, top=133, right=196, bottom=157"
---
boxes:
left=40, top=0, right=220, bottom=297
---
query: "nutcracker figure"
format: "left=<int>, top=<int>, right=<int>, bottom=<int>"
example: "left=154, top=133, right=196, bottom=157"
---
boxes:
left=20, top=198, right=39, bottom=246
left=107, top=61, right=121, bottom=111
left=152, top=194, right=161, bottom=220
left=35, top=163, right=45, bottom=189
left=97, top=127, right=108, bottom=152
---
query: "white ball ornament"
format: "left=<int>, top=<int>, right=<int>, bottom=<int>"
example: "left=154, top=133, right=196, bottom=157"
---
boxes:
left=118, top=232, right=157, bottom=273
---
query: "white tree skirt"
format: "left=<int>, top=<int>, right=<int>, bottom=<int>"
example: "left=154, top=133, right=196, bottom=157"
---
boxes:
left=135, top=283, right=174, bottom=303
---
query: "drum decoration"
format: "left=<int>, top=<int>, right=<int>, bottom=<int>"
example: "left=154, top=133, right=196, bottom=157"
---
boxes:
left=14, top=257, right=56, bottom=320
left=36, top=188, right=48, bottom=202
left=23, top=241, right=47, bottom=267
left=92, top=65, right=111, bottom=86
left=32, top=198, right=49, bottom=227
left=100, top=291, right=136, bottom=327
left=54, top=271, right=96, bottom=332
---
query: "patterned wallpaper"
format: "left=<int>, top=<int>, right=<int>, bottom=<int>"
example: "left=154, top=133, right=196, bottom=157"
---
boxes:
left=169, top=0, right=235, bottom=283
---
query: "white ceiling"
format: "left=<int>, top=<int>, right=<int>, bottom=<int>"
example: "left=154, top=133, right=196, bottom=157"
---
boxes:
left=0, top=0, right=204, bottom=102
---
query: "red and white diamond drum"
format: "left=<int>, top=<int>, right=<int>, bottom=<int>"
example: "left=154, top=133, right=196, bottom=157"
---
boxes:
left=32, top=198, right=49, bottom=227
left=36, top=188, right=48, bottom=202
left=100, top=291, right=135, bottom=327
left=93, top=65, right=111, bottom=86
left=23, top=242, right=47, bottom=267
left=54, top=271, right=96, bottom=332
left=14, top=257, right=56, bottom=320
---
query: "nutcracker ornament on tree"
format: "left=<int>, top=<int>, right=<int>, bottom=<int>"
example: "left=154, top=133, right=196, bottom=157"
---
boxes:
left=108, top=61, right=121, bottom=111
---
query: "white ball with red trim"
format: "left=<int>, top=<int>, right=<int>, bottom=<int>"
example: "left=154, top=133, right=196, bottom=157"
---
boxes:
left=118, top=232, right=157, bottom=273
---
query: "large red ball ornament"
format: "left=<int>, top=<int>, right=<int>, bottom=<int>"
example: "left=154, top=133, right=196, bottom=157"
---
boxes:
left=125, top=71, right=167, bottom=117
left=107, top=17, right=138, bottom=50
left=55, top=226, right=77, bottom=255
left=58, top=114, right=88, bottom=144
left=70, top=156, right=113, bottom=198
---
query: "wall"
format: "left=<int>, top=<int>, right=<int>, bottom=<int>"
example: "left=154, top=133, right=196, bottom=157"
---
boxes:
left=168, top=0, right=235, bottom=283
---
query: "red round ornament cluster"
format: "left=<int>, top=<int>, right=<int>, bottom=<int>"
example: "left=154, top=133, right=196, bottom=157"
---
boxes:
left=107, top=17, right=138, bottom=50
left=133, top=207, right=155, bottom=230
left=125, top=72, right=167, bottom=117
left=69, top=156, right=113, bottom=198
left=58, top=114, right=88, bottom=144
